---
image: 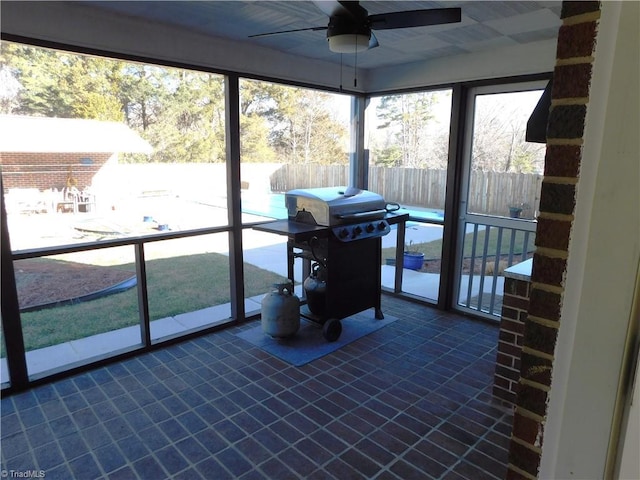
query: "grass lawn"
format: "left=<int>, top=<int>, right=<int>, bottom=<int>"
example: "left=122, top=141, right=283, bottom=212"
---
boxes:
left=5, top=226, right=534, bottom=356
left=8, top=252, right=286, bottom=355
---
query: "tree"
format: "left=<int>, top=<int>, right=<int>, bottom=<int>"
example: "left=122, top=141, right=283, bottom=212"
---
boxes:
left=140, top=70, right=226, bottom=163
left=240, top=80, right=279, bottom=163
left=0, top=43, right=123, bottom=120
left=273, top=89, right=346, bottom=164
left=372, top=91, right=447, bottom=168
left=471, top=91, right=545, bottom=173
left=1, top=41, right=349, bottom=165
left=0, top=66, right=23, bottom=114
left=241, top=80, right=348, bottom=165
left=119, top=64, right=165, bottom=132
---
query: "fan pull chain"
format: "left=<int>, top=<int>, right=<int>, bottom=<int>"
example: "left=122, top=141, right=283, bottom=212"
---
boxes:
left=354, top=38, right=358, bottom=88
left=339, top=53, right=343, bottom=92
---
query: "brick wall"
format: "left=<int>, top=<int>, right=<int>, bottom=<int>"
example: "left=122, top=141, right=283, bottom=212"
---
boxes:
left=506, top=2, right=602, bottom=479
left=494, top=276, right=530, bottom=405
left=0, top=152, right=113, bottom=192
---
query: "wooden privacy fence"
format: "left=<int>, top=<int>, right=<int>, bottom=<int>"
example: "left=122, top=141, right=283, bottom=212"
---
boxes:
left=270, top=164, right=542, bottom=218
left=269, top=164, right=349, bottom=192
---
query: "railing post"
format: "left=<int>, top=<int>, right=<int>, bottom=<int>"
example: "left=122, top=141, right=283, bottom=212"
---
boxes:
left=135, top=243, right=151, bottom=346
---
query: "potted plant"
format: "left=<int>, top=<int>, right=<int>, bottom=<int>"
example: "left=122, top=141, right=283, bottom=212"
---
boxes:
left=403, top=240, right=424, bottom=270
left=508, top=206, right=522, bottom=218
left=508, top=202, right=525, bottom=218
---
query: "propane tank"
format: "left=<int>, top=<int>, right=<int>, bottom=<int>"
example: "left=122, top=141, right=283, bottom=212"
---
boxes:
left=304, top=262, right=327, bottom=316
left=261, top=282, right=300, bottom=338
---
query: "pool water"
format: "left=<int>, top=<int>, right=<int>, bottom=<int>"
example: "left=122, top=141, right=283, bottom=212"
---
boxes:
left=241, top=192, right=445, bottom=224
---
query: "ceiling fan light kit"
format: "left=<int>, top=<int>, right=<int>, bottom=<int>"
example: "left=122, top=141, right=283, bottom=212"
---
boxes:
left=328, top=33, right=370, bottom=53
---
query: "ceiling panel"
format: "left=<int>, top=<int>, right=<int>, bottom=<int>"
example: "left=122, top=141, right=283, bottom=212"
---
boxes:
left=69, top=1, right=561, bottom=71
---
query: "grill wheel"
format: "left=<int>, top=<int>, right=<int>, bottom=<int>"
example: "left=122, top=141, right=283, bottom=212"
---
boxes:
left=322, top=319, right=342, bottom=342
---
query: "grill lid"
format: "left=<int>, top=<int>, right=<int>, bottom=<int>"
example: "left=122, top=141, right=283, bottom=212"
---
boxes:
left=286, top=186, right=387, bottom=226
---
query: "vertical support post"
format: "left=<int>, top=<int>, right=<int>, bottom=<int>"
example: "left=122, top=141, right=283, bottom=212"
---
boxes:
left=394, top=219, right=406, bottom=293
left=439, top=84, right=467, bottom=310
left=0, top=173, right=29, bottom=389
left=225, top=75, right=245, bottom=322
left=349, top=96, right=368, bottom=189
left=135, top=243, right=151, bottom=346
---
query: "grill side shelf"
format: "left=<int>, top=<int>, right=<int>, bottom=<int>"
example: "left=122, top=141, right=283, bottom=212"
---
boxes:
left=253, top=219, right=329, bottom=242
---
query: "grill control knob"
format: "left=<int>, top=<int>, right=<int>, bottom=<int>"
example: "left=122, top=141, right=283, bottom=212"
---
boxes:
left=377, top=222, right=386, bottom=230
left=366, top=223, right=375, bottom=233
left=339, top=228, right=349, bottom=239
left=353, top=226, right=363, bottom=236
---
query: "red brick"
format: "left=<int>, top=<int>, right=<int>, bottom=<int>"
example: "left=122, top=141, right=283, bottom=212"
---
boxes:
left=521, top=353, right=553, bottom=387
left=539, top=181, right=576, bottom=215
left=497, top=352, right=517, bottom=369
left=506, top=467, right=531, bottom=480
left=514, top=280, right=531, bottom=298
left=535, top=218, right=572, bottom=251
left=531, top=254, right=566, bottom=287
left=561, top=1, right=601, bottom=19
left=518, top=311, right=529, bottom=324
left=544, top=144, right=582, bottom=178
left=553, top=63, right=593, bottom=99
left=504, top=278, right=518, bottom=296
left=500, top=342, right=524, bottom=358
left=528, top=289, right=562, bottom=321
left=556, top=22, right=598, bottom=59
left=547, top=104, right=587, bottom=140
left=501, top=318, right=525, bottom=336
left=512, top=412, right=542, bottom=445
left=499, top=330, right=516, bottom=344
left=496, top=364, right=520, bottom=382
left=494, top=386, right=517, bottom=405
left=517, top=383, right=548, bottom=417
left=494, top=375, right=513, bottom=390
left=1, top=152, right=111, bottom=190
left=503, top=295, right=530, bottom=311
left=523, top=321, right=558, bottom=356
left=508, top=439, right=541, bottom=477
left=501, top=306, right=519, bottom=321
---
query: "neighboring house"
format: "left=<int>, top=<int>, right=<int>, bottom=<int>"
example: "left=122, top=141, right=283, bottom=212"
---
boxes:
left=0, top=115, right=152, bottom=212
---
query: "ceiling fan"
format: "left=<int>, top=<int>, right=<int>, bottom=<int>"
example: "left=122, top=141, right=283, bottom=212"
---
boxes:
left=249, top=1, right=462, bottom=54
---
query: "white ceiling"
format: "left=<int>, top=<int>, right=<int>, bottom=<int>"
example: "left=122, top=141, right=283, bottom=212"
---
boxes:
left=72, top=1, right=562, bottom=70
left=1, top=1, right=561, bottom=92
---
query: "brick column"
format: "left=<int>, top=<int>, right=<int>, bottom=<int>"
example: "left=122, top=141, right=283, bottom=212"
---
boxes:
left=494, top=260, right=532, bottom=405
left=506, top=2, right=602, bottom=479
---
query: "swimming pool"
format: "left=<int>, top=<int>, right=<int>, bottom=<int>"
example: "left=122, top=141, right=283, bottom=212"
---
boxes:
left=241, top=192, right=445, bottom=224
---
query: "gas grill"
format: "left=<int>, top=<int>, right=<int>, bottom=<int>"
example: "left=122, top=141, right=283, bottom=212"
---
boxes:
left=255, top=186, right=408, bottom=342
left=286, top=186, right=392, bottom=239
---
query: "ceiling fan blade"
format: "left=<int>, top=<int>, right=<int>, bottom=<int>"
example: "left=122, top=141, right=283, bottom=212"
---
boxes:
left=337, top=1, right=368, bottom=20
left=369, top=32, right=379, bottom=49
left=248, top=26, right=327, bottom=38
left=369, top=8, right=461, bottom=30
left=313, top=0, right=352, bottom=17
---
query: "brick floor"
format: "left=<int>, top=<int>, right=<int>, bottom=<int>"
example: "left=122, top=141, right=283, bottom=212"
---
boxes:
left=1, top=296, right=513, bottom=479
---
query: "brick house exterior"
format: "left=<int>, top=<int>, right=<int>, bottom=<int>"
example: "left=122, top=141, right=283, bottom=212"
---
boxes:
left=1, top=116, right=151, bottom=213
left=1, top=152, right=114, bottom=192
left=0, top=115, right=151, bottom=192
